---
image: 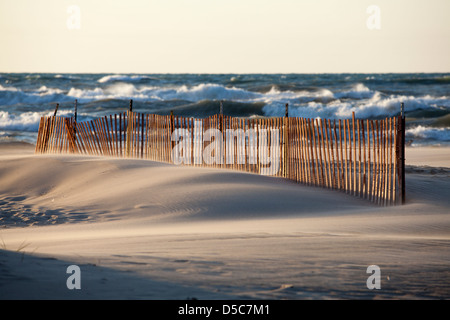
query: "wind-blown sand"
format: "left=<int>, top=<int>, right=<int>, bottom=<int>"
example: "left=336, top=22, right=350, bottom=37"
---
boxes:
left=0, top=142, right=449, bottom=299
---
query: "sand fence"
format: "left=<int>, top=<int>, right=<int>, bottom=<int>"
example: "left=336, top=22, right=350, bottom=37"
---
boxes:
left=35, top=103, right=406, bottom=206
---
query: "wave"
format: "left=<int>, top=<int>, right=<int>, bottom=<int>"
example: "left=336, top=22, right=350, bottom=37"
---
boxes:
left=406, top=125, right=450, bottom=143
left=54, top=74, right=80, bottom=80
left=171, top=83, right=261, bottom=101
left=334, top=83, right=374, bottom=100
left=0, top=84, right=19, bottom=92
left=97, top=74, right=156, bottom=83
left=1, top=81, right=449, bottom=124
left=37, top=86, right=65, bottom=95
left=167, top=100, right=266, bottom=118
left=0, top=110, right=76, bottom=132
left=0, top=84, right=70, bottom=105
left=67, top=83, right=263, bottom=103
left=2, top=81, right=334, bottom=106
left=67, top=83, right=337, bottom=104
left=67, top=83, right=158, bottom=101
left=0, top=111, right=47, bottom=132
left=262, top=91, right=450, bottom=119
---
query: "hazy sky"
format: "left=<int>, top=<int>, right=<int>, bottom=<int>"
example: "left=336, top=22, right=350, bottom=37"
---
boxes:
left=1, top=0, right=449, bottom=73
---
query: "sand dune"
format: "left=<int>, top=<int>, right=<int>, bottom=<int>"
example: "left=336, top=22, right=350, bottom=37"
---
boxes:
left=1, top=142, right=449, bottom=299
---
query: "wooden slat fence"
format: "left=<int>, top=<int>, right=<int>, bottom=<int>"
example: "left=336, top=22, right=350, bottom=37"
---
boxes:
left=35, top=110, right=406, bottom=205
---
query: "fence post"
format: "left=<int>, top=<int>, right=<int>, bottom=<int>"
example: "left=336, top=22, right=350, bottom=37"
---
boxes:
left=219, top=101, right=223, bottom=132
left=73, top=99, right=78, bottom=148
left=65, top=118, right=77, bottom=154
left=125, top=100, right=135, bottom=157
left=284, top=103, right=289, bottom=178
left=170, top=110, right=174, bottom=162
left=74, top=99, right=78, bottom=122
left=53, top=103, right=59, bottom=117
left=400, top=102, right=406, bottom=204
left=42, top=103, right=59, bottom=152
left=396, top=103, right=405, bottom=205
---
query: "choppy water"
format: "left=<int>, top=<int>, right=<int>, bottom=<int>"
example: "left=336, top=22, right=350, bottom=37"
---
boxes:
left=0, top=73, right=449, bottom=146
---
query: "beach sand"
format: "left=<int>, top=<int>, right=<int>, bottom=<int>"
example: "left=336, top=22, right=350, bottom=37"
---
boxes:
left=0, top=142, right=449, bottom=299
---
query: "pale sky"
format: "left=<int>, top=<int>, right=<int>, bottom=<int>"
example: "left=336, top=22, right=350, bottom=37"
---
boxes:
left=1, top=0, right=449, bottom=73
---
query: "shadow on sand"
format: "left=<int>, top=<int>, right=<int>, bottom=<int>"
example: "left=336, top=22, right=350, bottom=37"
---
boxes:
left=0, top=249, right=237, bottom=300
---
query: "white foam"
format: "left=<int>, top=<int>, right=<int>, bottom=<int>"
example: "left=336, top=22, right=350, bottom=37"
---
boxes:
left=0, top=111, right=44, bottom=131
left=1, top=81, right=449, bottom=125
left=70, top=82, right=326, bottom=105
left=67, top=84, right=152, bottom=101
left=334, top=83, right=374, bottom=99
left=262, top=87, right=334, bottom=103
left=54, top=74, right=80, bottom=80
left=0, top=84, right=19, bottom=92
left=406, top=125, right=450, bottom=141
left=37, top=86, right=64, bottom=95
left=0, top=85, right=69, bottom=105
left=67, top=87, right=104, bottom=99
left=0, top=110, right=74, bottom=132
left=97, top=74, right=153, bottom=83
left=105, top=83, right=141, bottom=97
left=262, top=90, right=450, bottom=119
left=173, top=83, right=260, bottom=101
left=70, top=83, right=263, bottom=102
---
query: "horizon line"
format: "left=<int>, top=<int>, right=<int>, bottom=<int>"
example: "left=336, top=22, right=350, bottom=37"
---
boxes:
left=1, top=71, right=450, bottom=75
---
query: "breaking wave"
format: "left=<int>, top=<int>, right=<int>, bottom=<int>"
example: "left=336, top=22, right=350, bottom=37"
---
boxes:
left=1, top=73, right=449, bottom=145
left=0, top=110, right=81, bottom=132
left=97, top=74, right=156, bottom=83
left=406, top=125, right=450, bottom=142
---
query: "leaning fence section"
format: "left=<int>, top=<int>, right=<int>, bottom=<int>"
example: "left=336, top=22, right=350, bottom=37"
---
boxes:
left=284, top=115, right=402, bottom=206
left=35, top=111, right=405, bottom=206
